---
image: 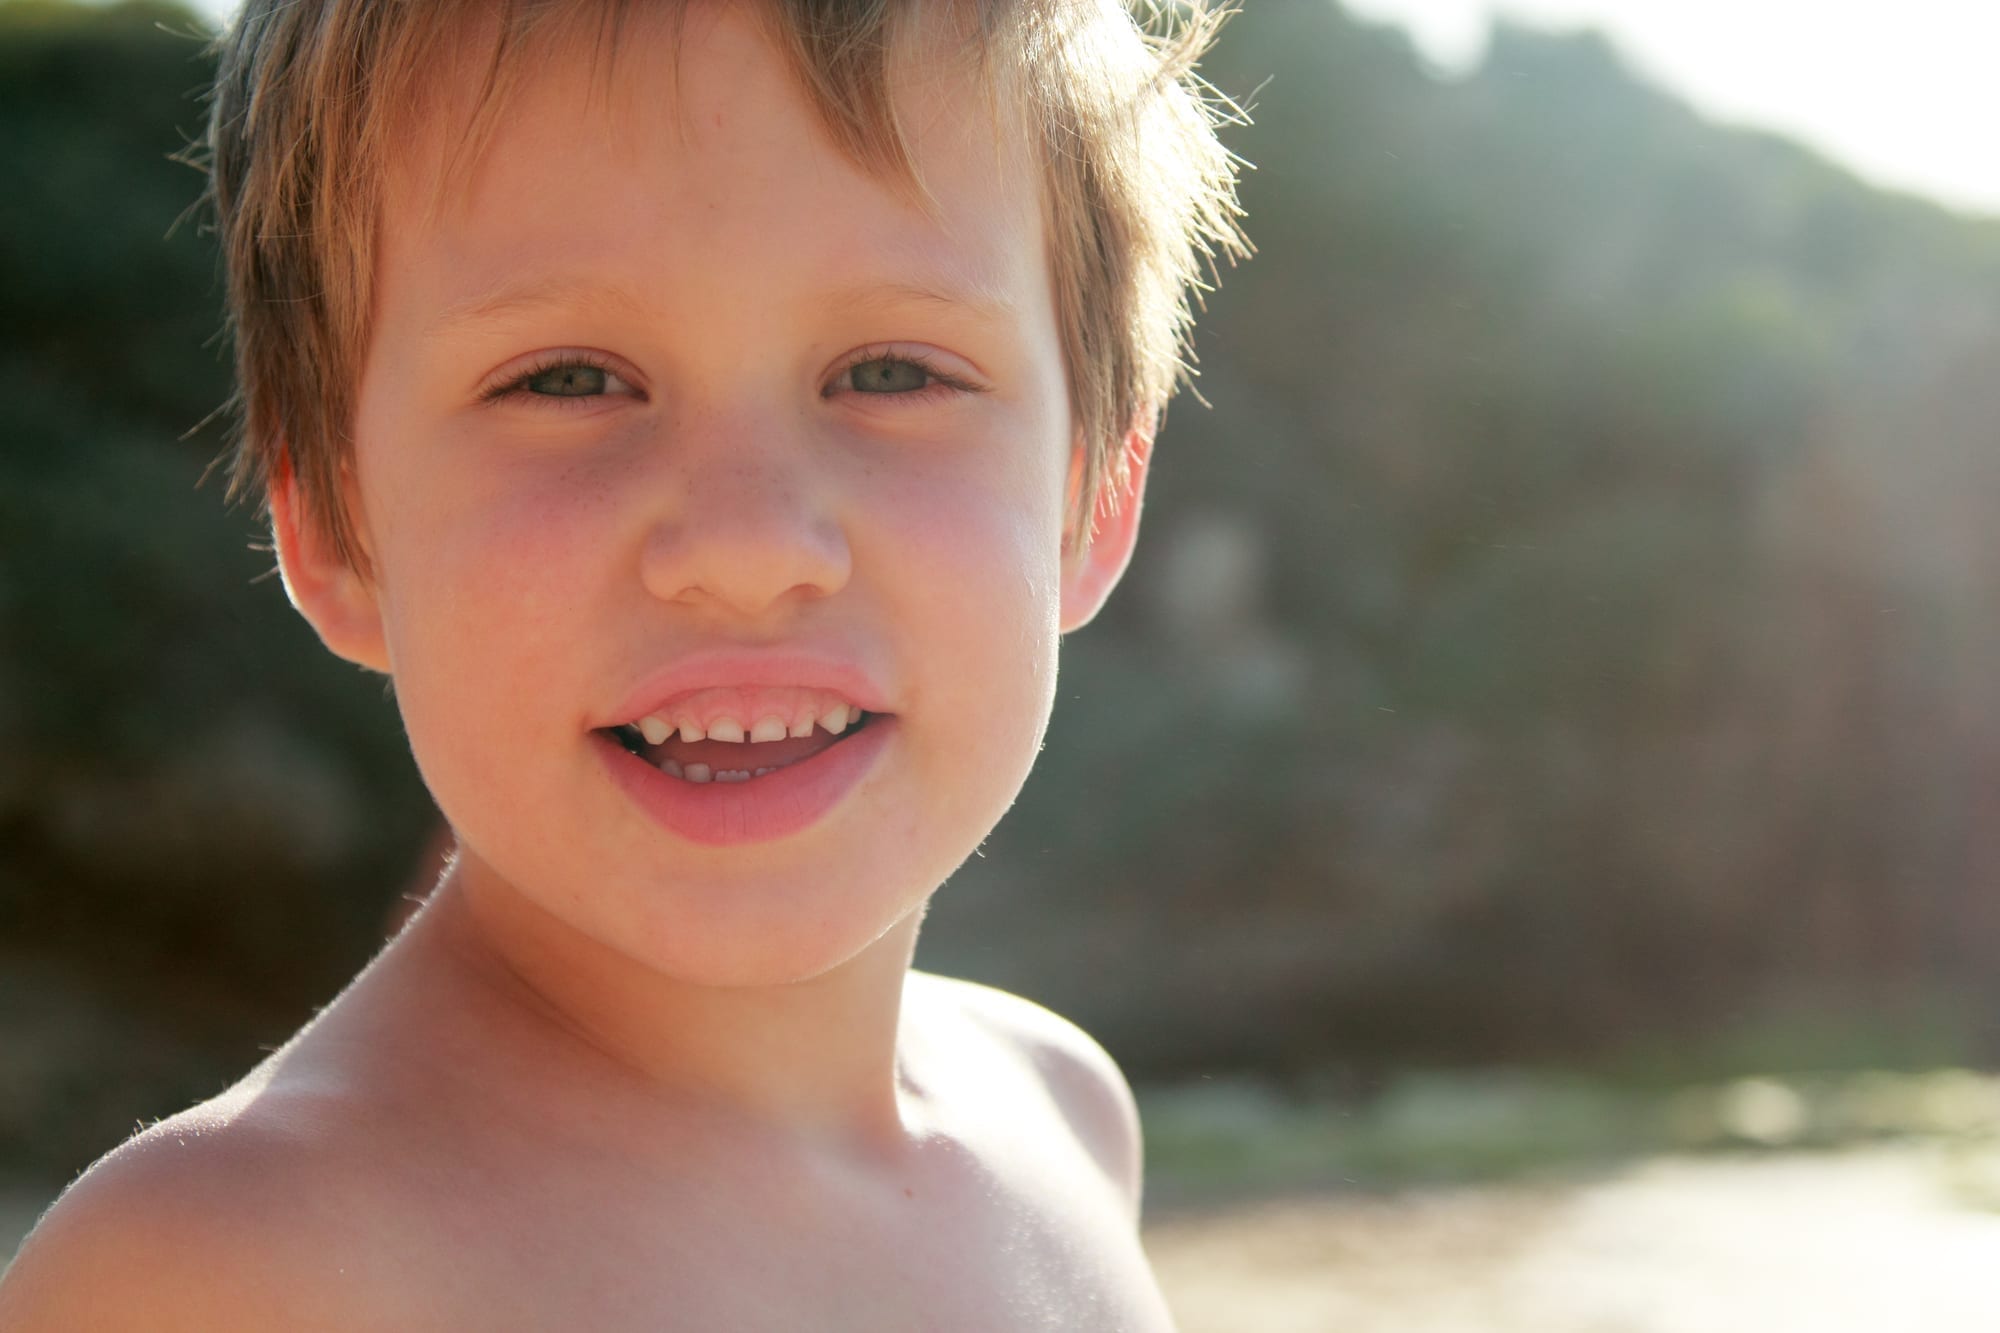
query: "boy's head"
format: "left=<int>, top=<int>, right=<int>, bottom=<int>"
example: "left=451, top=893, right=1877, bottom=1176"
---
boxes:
left=208, top=0, right=1246, bottom=571
left=202, top=0, right=1245, bottom=985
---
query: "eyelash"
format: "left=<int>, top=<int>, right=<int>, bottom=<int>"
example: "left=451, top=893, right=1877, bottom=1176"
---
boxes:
left=824, top=347, right=983, bottom=403
left=480, top=351, right=634, bottom=409
left=479, top=347, right=984, bottom=408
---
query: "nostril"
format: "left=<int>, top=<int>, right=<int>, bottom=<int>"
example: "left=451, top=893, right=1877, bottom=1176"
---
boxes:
left=636, top=500, right=853, bottom=613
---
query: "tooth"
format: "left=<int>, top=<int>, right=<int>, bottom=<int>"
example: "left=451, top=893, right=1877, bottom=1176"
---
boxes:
left=819, top=704, right=850, bottom=735
left=661, top=758, right=684, bottom=778
left=789, top=710, right=816, bottom=739
left=678, top=718, right=705, bottom=743
left=752, top=767, right=775, bottom=777
left=750, top=716, right=788, bottom=743
left=638, top=715, right=672, bottom=746
left=683, top=763, right=712, bottom=784
left=715, top=769, right=751, bottom=783
left=707, top=717, right=746, bottom=743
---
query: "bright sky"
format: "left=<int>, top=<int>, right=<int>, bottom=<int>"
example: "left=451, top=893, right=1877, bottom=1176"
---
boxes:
left=1341, top=0, right=2000, bottom=218
left=175, top=0, right=2000, bottom=219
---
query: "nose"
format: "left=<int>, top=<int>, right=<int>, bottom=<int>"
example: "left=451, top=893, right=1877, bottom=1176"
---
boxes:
left=637, top=422, right=853, bottom=617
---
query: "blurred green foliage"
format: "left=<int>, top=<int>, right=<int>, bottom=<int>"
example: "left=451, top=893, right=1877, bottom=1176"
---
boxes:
left=927, top=2, right=2000, bottom=1076
left=1140, top=1066, right=2000, bottom=1200
left=0, top=1, right=433, bottom=1176
left=8, top=0, right=2000, bottom=1180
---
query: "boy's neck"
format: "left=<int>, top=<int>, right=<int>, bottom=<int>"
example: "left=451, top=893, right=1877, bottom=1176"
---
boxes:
left=406, top=858, right=930, bottom=1154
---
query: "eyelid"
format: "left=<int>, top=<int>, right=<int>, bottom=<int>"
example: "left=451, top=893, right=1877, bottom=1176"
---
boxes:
left=824, top=344, right=987, bottom=399
left=479, top=349, right=645, bottom=407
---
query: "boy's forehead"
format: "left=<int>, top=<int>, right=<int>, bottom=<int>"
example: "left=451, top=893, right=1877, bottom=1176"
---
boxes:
left=377, top=3, right=1044, bottom=325
left=383, top=2, right=1025, bottom=230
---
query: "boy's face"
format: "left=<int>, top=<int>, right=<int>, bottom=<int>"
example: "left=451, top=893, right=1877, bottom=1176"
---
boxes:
left=277, top=5, right=1142, bottom=985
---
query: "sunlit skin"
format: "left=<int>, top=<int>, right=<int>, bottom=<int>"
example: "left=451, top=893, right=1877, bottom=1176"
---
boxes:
left=0, top=6, right=1173, bottom=1331
left=333, top=6, right=1083, bottom=1120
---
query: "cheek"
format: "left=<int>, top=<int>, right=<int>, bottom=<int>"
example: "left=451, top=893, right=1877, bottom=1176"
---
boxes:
left=870, top=437, right=1066, bottom=605
left=360, top=448, right=629, bottom=755
left=365, top=469, right=628, bottom=859
left=860, top=445, right=1069, bottom=740
left=368, top=433, right=619, bottom=625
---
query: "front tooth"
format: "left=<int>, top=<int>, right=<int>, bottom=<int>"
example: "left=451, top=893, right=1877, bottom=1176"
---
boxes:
left=818, top=704, right=850, bottom=735
left=683, top=762, right=712, bottom=784
left=788, top=709, right=817, bottom=739
left=750, top=716, right=788, bottom=743
left=677, top=718, right=705, bottom=743
left=661, top=758, right=684, bottom=778
left=707, top=717, right=747, bottom=743
left=715, top=769, right=751, bottom=783
left=638, top=715, right=672, bottom=746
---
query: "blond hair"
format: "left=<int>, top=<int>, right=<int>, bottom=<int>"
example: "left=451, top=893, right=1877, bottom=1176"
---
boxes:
left=205, top=0, right=1247, bottom=568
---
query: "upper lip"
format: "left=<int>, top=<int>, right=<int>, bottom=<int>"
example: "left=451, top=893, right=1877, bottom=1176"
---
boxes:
left=601, top=649, right=893, bottom=729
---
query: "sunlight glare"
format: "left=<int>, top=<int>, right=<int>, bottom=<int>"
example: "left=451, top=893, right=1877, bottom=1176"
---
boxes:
left=1343, top=0, right=2000, bottom=217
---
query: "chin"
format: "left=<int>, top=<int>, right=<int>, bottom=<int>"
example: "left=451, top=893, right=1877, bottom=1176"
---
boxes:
left=582, top=861, right=936, bottom=990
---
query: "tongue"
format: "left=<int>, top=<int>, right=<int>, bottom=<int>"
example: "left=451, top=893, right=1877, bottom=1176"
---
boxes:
left=650, top=728, right=844, bottom=772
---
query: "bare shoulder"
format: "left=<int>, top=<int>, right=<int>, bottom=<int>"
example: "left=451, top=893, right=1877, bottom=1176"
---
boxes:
left=910, top=971, right=1145, bottom=1220
left=0, top=1090, right=394, bottom=1332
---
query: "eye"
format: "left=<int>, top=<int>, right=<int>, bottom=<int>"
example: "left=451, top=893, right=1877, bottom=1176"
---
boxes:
left=825, top=349, right=982, bottom=402
left=847, top=357, right=932, bottom=394
left=482, top=352, right=641, bottom=407
left=526, top=363, right=610, bottom=397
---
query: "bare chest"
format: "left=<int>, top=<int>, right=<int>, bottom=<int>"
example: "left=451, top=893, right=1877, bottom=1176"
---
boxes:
left=395, top=1150, right=1176, bottom=1332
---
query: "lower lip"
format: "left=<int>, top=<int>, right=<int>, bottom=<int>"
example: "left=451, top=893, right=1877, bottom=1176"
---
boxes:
left=594, top=717, right=893, bottom=847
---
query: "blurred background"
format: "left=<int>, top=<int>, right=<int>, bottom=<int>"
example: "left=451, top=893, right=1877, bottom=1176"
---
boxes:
left=7, top=0, right=2000, bottom=1326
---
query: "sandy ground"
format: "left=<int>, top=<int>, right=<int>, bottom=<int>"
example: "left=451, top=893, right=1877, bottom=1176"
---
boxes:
left=9, top=1146, right=2000, bottom=1329
left=1144, top=1145, right=2000, bottom=1333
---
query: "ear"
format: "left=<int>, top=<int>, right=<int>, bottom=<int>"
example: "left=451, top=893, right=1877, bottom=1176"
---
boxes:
left=1059, top=421, right=1153, bottom=633
left=269, top=455, right=391, bottom=672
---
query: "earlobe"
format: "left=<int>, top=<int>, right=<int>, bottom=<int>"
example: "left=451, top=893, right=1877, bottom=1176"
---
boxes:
left=1058, top=423, right=1152, bottom=633
left=269, top=455, right=391, bottom=672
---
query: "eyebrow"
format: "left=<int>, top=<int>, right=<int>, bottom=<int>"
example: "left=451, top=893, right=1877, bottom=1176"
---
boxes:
left=429, top=273, right=1021, bottom=337
left=815, top=277, right=1021, bottom=329
left=427, top=277, right=655, bottom=337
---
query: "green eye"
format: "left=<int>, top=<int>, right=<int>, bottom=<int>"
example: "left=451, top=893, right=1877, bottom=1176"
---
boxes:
left=849, top=358, right=930, bottom=393
left=526, top=364, right=607, bottom=396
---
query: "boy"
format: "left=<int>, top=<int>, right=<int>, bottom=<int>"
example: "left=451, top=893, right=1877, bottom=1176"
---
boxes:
left=1, top=0, right=1243, bottom=1326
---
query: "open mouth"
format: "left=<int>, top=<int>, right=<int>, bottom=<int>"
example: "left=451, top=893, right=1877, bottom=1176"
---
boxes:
left=598, top=697, right=876, bottom=785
